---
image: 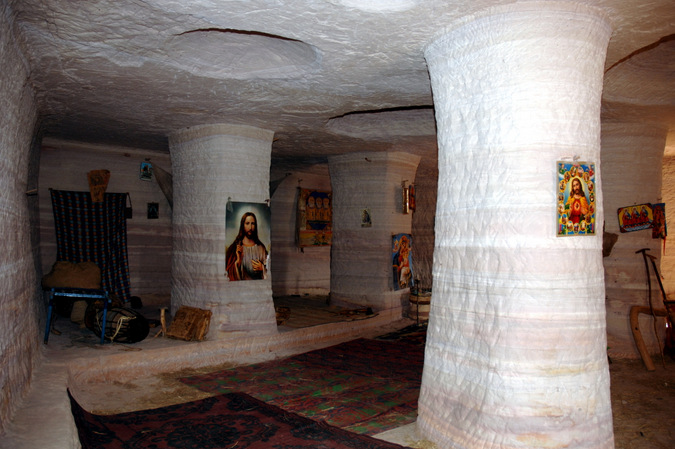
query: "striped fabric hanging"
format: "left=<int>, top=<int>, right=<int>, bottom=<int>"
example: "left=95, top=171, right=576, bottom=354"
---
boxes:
left=50, top=190, right=131, bottom=301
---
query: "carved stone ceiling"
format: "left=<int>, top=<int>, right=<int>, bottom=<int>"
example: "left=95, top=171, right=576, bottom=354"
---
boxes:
left=9, top=0, right=675, bottom=172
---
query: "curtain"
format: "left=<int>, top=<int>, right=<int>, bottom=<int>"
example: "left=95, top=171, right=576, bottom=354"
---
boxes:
left=50, top=190, right=131, bottom=301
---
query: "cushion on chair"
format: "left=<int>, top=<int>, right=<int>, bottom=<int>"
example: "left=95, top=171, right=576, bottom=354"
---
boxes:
left=42, top=261, right=102, bottom=290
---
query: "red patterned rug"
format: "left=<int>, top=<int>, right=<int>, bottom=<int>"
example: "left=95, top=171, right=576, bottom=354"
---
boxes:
left=69, top=389, right=412, bottom=449
left=180, top=338, right=424, bottom=435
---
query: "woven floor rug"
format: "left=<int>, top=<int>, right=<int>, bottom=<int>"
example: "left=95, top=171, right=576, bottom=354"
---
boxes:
left=69, top=389, right=411, bottom=449
left=180, top=338, right=424, bottom=435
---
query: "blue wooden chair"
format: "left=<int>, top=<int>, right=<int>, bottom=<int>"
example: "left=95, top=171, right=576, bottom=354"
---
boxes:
left=43, top=287, right=110, bottom=344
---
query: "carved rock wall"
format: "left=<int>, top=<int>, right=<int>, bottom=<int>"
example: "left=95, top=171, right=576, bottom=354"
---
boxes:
left=602, top=121, right=668, bottom=356
left=0, top=5, right=41, bottom=433
left=38, top=139, right=173, bottom=297
left=270, top=170, right=331, bottom=296
left=328, top=152, right=420, bottom=317
left=661, top=147, right=675, bottom=295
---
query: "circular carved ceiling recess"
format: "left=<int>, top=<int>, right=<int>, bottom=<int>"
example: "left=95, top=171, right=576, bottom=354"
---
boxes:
left=165, top=29, right=320, bottom=80
left=332, top=0, right=419, bottom=12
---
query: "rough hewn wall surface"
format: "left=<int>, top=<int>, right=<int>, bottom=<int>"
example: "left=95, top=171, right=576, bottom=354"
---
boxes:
left=409, top=152, right=438, bottom=291
left=169, top=124, right=277, bottom=337
left=328, top=152, right=420, bottom=317
left=601, top=121, right=668, bottom=357
left=419, top=3, right=614, bottom=448
left=270, top=170, right=331, bottom=296
left=0, top=2, right=41, bottom=434
left=661, top=147, right=675, bottom=295
left=38, top=139, right=173, bottom=297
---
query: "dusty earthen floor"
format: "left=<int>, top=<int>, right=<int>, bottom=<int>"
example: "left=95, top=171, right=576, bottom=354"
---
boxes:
left=3, top=295, right=674, bottom=448
left=73, top=357, right=674, bottom=449
left=607, top=357, right=674, bottom=449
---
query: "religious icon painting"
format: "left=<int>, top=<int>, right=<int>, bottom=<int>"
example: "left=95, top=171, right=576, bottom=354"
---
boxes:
left=361, top=209, right=372, bottom=228
left=617, top=203, right=653, bottom=233
left=408, top=185, right=416, bottom=212
left=652, top=203, right=667, bottom=240
left=139, top=162, right=153, bottom=181
left=556, top=161, right=596, bottom=237
left=296, top=189, right=332, bottom=247
left=225, top=201, right=271, bottom=281
left=392, top=233, right=414, bottom=291
left=147, top=202, right=159, bottom=219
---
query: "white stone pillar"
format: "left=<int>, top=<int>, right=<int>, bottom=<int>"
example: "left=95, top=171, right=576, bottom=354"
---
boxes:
left=169, top=124, right=277, bottom=337
left=602, top=121, right=668, bottom=357
left=328, top=152, right=420, bottom=318
left=420, top=3, right=613, bottom=448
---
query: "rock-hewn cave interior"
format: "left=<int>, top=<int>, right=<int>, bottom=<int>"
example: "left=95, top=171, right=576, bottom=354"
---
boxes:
left=1, top=1, right=674, bottom=448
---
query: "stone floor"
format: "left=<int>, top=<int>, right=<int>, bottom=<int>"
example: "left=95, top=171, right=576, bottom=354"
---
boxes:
left=1, top=296, right=673, bottom=448
left=607, top=356, right=674, bottom=449
left=274, top=294, right=381, bottom=329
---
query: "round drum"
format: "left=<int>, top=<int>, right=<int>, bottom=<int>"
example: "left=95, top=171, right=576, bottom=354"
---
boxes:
left=409, top=292, right=431, bottom=322
left=89, top=307, right=150, bottom=343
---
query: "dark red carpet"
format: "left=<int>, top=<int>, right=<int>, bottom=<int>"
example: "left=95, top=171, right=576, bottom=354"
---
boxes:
left=69, top=389, right=412, bottom=449
left=180, top=337, right=425, bottom=435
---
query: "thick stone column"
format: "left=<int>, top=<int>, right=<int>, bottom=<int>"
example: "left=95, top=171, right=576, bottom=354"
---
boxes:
left=602, top=121, right=668, bottom=357
left=169, top=124, right=277, bottom=337
left=328, top=151, right=420, bottom=318
left=420, top=3, right=613, bottom=448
